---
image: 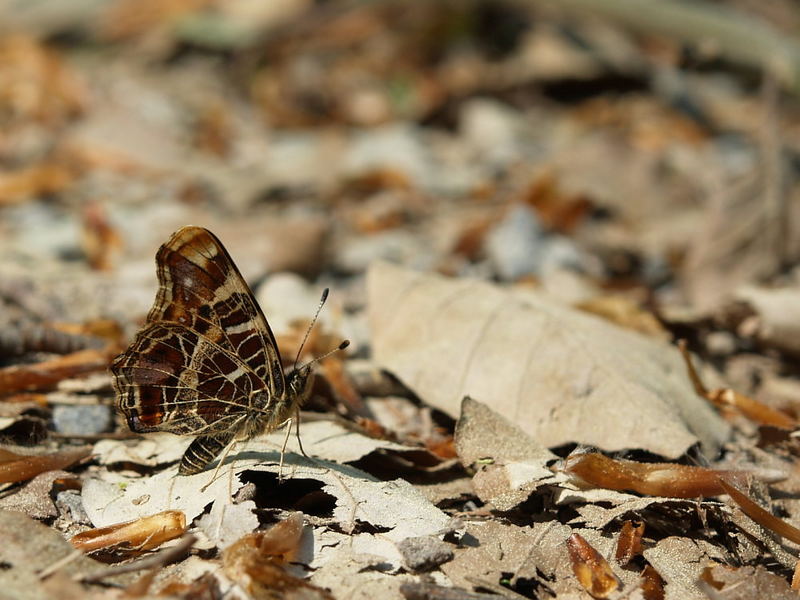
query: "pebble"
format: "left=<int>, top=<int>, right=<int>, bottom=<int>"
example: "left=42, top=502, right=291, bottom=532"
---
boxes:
left=460, top=98, right=521, bottom=168
left=485, top=204, right=546, bottom=280
left=55, top=490, right=92, bottom=525
left=52, top=404, right=113, bottom=436
left=397, top=535, right=454, bottom=572
left=706, top=331, right=737, bottom=357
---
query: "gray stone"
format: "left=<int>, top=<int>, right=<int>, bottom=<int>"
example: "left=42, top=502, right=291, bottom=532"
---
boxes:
left=55, top=490, right=91, bottom=525
left=52, top=404, right=112, bottom=435
left=397, top=536, right=454, bottom=572
left=486, top=204, right=546, bottom=280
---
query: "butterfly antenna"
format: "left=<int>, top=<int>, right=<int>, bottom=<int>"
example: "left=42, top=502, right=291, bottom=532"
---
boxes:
left=297, top=339, right=350, bottom=373
left=293, top=288, right=332, bottom=371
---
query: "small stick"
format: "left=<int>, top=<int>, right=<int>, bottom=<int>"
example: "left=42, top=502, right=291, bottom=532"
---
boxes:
left=38, top=549, right=85, bottom=580
left=76, top=534, right=197, bottom=583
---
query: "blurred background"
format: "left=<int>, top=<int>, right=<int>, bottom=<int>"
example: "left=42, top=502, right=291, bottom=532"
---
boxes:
left=0, top=0, right=799, bottom=350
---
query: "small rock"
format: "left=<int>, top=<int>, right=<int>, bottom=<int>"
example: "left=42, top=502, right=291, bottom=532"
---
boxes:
left=485, top=204, right=546, bottom=281
left=397, top=536, right=454, bottom=572
left=55, top=490, right=91, bottom=525
left=460, top=98, right=521, bottom=167
left=705, top=331, right=737, bottom=357
left=538, top=234, right=586, bottom=276
left=52, top=404, right=112, bottom=435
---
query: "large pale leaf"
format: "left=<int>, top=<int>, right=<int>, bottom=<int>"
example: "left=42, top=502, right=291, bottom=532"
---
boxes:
left=367, top=262, right=729, bottom=458
left=83, top=421, right=449, bottom=567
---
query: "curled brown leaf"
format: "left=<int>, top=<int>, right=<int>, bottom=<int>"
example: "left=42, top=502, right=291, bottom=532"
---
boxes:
left=567, top=533, right=619, bottom=599
left=678, top=340, right=797, bottom=429
left=0, top=446, right=91, bottom=484
left=70, top=510, right=187, bottom=554
left=563, top=452, right=750, bottom=498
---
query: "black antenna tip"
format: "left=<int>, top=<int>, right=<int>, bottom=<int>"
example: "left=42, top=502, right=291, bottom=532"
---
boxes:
left=321, top=288, right=330, bottom=303
left=338, top=339, right=350, bottom=350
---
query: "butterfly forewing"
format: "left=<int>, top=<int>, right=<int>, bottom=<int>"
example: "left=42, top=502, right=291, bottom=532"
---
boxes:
left=112, top=226, right=285, bottom=439
left=150, top=227, right=284, bottom=395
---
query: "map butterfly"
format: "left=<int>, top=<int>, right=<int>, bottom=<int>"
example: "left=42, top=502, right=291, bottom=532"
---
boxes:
left=111, top=226, right=340, bottom=476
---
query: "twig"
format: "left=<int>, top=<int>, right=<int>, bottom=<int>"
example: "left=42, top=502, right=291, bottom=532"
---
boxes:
left=677, top=340, right=709, bottom=397
left=38, top=548, right=85, bottom=580
left=76, top=534, right=197, bottom=583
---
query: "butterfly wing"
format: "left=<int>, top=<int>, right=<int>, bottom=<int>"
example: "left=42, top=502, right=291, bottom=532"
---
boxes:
left=113, top=323, right=259, bottom=435
left=111, top=226, right=285, bottom=435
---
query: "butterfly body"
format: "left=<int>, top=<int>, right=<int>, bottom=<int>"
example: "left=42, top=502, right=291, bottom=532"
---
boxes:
left=111, top=226, right=312, bottom=475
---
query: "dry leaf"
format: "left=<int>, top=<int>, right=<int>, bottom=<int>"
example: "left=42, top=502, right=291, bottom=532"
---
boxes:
left=368, top=262, right=729, bottom=459
left=70, top=510, right=186, bottom=554
left=93, top=420, right=414, bottom=470
left=0, top=162, right=78, bottom=205
left=193, top=102, right=232, bottom=157
left=563, top=452, right=751, bottom=498
left=81, top=201, right=122, bottom=271
left=93, top=432, right=192, bottom=468
left=197, top=499, right=258, bottom=550
left=0, top=321, right=107, bottom=357
left=576, top=294, right=670, bottom=340
left=454, top=397, right=559, bottom=510
left=0, top=470, right=75, bottom=518
left=0, top=446, right=90, bottom=484
left=0, top=34, right=87, bottom=126
left=223, top=514, right=334, bottom=600
left=96, top=0, right=212, bottom=41
left=84, top=422, right=449, bottom=567
left=227, top=546, right=335, bottom=600
left=643, top=537, right=726, bottom=600
left=310, top=548, right=413, bottom=599
left=615, top=520, right=644, bottom=566
left=700, top=563, right=797, bottom=599
left=680, top=170, right=784, bottom=315
left=0, top=511, right=107, bottom=598
left=733, top=286, right=800, bottom=359
left=441, top=521, right=544, bottom=592
left=522, top=170, right=594, bottom=233
left=567, top=533, right=619, bottom=599
left=0, top=347, right=115, bottom=395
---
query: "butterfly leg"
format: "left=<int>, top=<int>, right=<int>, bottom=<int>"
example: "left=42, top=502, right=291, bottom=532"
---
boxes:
left=200, top=437, right=239, bottom=493
left=278, top=418, right=293, bottom=483
left=294, top=406, right=309, bottom=458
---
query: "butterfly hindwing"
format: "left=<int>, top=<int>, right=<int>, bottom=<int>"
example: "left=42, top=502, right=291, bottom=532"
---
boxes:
left=113, top=322, right=258, bottom=436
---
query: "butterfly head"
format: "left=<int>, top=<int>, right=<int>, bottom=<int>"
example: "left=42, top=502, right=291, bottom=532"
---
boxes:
left=286, top=365, right=315, bottom=407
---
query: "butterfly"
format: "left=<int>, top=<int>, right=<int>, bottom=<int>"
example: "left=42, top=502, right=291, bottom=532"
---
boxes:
left=111, top=226, right=344, bottom=476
